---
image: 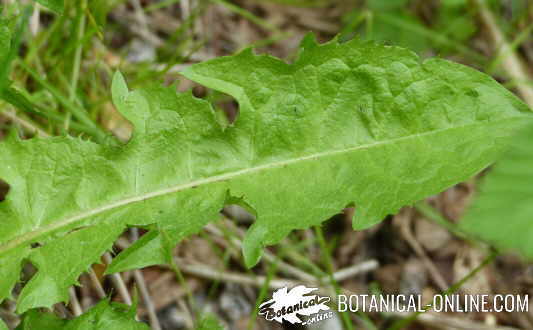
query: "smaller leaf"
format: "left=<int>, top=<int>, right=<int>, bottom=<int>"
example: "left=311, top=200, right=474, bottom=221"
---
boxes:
left=35, top=0, right=64, bottom=14
left=196, top=314, right=224, bottom=330
left=0, top=23, right=11, bottom=71
left=0, top=6, right=31, bottom=93
left=460, top=122, right=533, bottom=258
left=111, top=71, right=129, bottom=114
left=17, top=299, right=148, bottom=330
left=0, top=12, right=51, bottom=134
left=16, top=309, right=65, bottom=329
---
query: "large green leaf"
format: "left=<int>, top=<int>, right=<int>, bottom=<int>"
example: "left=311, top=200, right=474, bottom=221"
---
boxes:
left=0, top=36, right=530, bottom=313
left=17, top=299, right=148, bottom=329
left=460, top=122, right=533, bottom=257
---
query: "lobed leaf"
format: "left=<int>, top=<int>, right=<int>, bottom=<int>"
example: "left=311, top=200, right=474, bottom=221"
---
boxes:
left=0, top=35, right=531, bottom=312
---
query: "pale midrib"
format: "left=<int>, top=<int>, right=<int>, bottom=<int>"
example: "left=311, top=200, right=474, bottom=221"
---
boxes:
left=0, top=118, right=521, bottom=254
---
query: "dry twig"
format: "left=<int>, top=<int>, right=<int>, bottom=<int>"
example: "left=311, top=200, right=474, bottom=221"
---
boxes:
left=472, top=0, right=533, bottom=106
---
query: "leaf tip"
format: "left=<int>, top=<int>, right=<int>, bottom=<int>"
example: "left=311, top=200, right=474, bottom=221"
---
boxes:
left=300, top=32, right=319, bottom=49
left=242, top=226, right=266, bottom=268
left=111, top=70, right=129, bottom=110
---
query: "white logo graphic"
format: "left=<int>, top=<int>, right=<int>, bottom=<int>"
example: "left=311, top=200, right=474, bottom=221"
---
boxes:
left=258, top=285, right=331, bottom=324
